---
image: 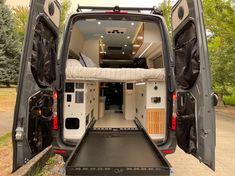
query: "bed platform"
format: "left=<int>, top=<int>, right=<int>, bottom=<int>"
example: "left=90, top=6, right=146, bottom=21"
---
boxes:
left=66, top=59, right=165, bottom=82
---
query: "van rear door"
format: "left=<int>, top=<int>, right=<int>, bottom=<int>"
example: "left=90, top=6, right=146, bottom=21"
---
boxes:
left=171, top=0, right=216, bottom=170
left=12, top=0, right=60, bottom=171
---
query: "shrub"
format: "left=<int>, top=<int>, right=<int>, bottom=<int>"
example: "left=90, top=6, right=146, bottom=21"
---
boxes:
left=223, top=96, right=235, bottom=106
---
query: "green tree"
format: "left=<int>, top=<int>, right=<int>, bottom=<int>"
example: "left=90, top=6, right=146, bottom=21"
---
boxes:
left=59, top=0, right=71, bottom=35
left=159, top=0, right=235, bottom=106
left=203, top=0, right=235, bottom=105
left=9, top=0, right=71, bottom=87
left=0, top=0, right=20, bottom=87
left=158, top=0, right=172, bottom=34
left=13, top=6, right=28, bottom=45
left=13, top=0, right=71, bottom=43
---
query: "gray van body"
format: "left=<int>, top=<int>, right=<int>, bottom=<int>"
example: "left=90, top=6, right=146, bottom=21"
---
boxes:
left=12, top=0, right=216, bottom=174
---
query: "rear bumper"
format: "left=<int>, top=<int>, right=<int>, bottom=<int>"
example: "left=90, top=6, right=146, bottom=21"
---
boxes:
left=157, top=130, right=177, bottom=155
left=52, top=131, right=75, bottom=159
left=52, top=129, right=177, bottom=161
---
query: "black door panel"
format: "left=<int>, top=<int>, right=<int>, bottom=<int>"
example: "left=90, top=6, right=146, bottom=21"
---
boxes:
left=176, top=92, right=197, bottom=154
left=174, top=22, right=200, bottom=90
left=28, top=91, right=53, bottom=154
left=172, top=0, right=215, bottom=170
left=31, top=18, right=57, bottom=88
left=12, top=0, right=60, bottom=171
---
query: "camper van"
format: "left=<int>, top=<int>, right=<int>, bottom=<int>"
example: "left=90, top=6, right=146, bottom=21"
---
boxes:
left=12, top=0, right=217, bottom=175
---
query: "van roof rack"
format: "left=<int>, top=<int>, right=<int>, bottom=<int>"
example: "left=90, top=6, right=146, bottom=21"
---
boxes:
left=76, top=5, right=163, bottom=15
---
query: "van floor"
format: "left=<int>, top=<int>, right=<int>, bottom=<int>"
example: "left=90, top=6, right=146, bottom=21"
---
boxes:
left=94, top=110, right=136, bottom=128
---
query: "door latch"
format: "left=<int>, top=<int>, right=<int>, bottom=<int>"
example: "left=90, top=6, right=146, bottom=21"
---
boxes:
left=15, top=127, right=24, bottom=141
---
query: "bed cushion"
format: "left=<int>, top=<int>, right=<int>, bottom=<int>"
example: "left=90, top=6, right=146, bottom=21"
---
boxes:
left=66, top=59, right=165, bottom=82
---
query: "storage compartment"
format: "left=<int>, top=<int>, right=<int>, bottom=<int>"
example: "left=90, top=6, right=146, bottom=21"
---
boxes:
left=174, top=21, right=200, bottom=90
left=136, top=82, right=166, bottom=140
left=63, top=82, right=98, bottom=140
left=63, top=80, right=166, bottom=141
left=146, top=108, right=166, bottom=134
left=65, top=118, right=80, bottom=129
left=28, top=90, right=53, bottom=154
left=176, top=92, right=197, bottom=154
left=31, top=18, right=57, bottom=88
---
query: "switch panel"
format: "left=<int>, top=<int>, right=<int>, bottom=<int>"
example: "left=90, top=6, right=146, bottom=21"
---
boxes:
left=151, top=96, right=161, bottom=104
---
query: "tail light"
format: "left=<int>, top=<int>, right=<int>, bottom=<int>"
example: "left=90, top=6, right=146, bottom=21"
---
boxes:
left=171, top=113, right=176, bottom=130
left=162, top=149, right=174, bottom=154
left=53, top=90, right=58, bottom=130
left=171, top=92, right=177, bottom=130
left=53, top=149, right=67, bottom=154
left=53, top=114, right=58, bottom=130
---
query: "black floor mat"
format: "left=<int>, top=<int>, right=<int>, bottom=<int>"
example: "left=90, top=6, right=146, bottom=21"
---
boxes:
left=69, top=131, right=164, bottom=168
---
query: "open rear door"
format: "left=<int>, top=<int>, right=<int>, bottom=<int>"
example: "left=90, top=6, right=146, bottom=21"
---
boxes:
left=171, top=0, right=216, bottom=170
left=12, top=0, right=60, bottom=171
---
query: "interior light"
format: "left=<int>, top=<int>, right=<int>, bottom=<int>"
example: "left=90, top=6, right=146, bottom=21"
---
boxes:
left=97, top=21, right=101, bottom=25
left=122, top=52, right=125, bottom=54
left=133, top=44, right=140, bottom=48
left=131, top=22, right=135, bottom=26
left=124, top=44, right=127, bottom=47
left=132, top=51, right=136, bottom=55
left=127, top=36, right=130, bottom=39
left=103, top=44, right=105, bottom=46
left=100, top=35, right=104, bottom=38
left=136, top=82, right=146, bottom=86
left=104, top=51, right=107, bottom=54
left=137, top=36, right=143, bottom=40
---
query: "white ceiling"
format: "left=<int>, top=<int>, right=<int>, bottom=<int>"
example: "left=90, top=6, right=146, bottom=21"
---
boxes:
left=76, top=20, right=141, bottom=54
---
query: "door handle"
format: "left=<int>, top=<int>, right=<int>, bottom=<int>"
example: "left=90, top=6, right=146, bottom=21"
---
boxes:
left=211, top=93, right=218, bottom=106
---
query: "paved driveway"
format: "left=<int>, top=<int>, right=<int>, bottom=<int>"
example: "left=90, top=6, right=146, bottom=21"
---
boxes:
left=1, top=108, right=235, bottom=175
left=166, top=112, right=235, bottom=176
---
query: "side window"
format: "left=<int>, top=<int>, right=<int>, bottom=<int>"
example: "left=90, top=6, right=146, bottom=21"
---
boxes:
left=31, top=17, right=57, bottom=88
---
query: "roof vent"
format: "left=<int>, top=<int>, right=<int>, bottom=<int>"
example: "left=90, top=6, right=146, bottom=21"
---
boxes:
left=108, top=46, right=123, bottom=50
left=105, top=28, right=127, bottom=34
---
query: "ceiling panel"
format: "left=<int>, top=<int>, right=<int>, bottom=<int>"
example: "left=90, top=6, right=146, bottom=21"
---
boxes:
left=76, top=20, right=141, bottom=54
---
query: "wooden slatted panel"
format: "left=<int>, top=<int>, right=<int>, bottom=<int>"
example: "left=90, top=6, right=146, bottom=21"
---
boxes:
left=146, top=108, right=165, bottom=134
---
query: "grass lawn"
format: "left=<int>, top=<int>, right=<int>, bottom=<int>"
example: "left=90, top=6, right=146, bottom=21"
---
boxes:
left=31, top=154, right=64, bottom=176
left=0, top=88, right=16, bottom=175
left=0, top=88, right=17, bottom=112
left=0, top=132, right=11, bottom=146
left=223, top=95, right=235, bottom=106
left=0, top=132, right=12, bottom=175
